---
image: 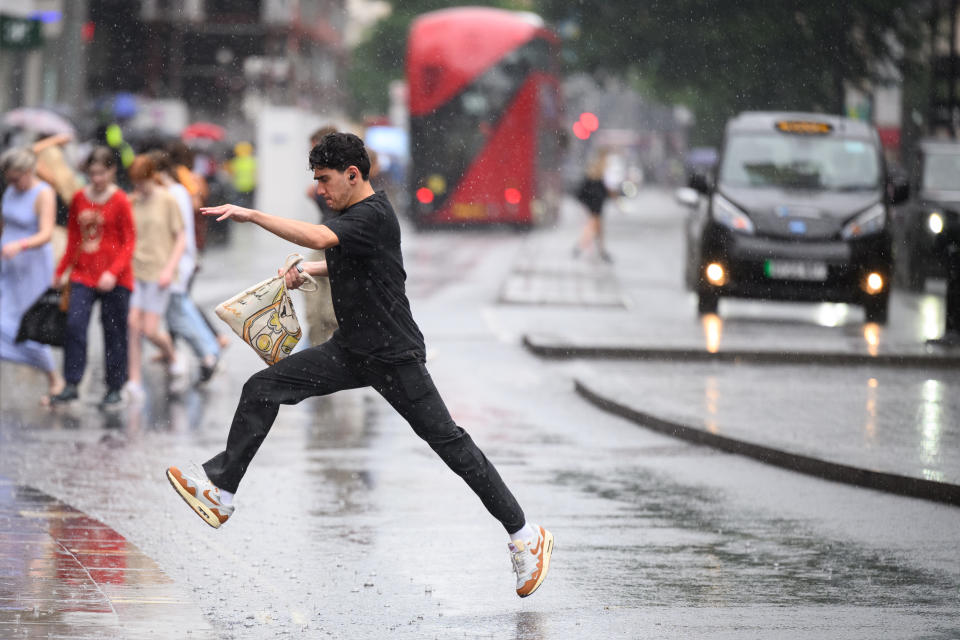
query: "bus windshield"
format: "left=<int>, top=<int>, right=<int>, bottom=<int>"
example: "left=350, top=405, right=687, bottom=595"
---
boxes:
left=720, top=134, right=880, bottom=190
left=410, top=38, right=552, bottom=197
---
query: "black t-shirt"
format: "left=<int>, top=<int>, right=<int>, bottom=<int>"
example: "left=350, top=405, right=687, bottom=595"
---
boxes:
left=323, top=191, right=425, bottom=363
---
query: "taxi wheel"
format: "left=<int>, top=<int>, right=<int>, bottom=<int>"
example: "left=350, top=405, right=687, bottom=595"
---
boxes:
left=697, top=290, right=719, bottom=315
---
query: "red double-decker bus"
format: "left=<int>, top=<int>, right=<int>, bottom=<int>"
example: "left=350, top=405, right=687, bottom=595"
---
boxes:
left=406, top=7, right=563, bottom=228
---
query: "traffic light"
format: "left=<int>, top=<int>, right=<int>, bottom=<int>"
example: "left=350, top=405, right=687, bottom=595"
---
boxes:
left=572, top=111, right=599, bottom=140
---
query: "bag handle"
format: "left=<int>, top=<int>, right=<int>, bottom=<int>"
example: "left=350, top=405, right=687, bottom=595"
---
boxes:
left=280, top=253, right=320, bottom=293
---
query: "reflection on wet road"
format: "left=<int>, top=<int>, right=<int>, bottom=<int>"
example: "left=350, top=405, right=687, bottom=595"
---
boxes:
left=0, top=476, right=212, bottom=639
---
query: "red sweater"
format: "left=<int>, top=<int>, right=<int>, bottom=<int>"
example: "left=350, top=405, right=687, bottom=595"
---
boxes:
left=56, top=188, right=136, bottom=290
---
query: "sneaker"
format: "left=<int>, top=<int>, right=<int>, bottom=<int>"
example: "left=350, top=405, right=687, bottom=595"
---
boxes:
left=125, top=381, right=146, bottom=402
left=166, top=465, right=234, bottom=529
left=99, top=389, right=123, bottom=409
left=198, top=355, right=219, bottom=383
left=509, top=524, right=554, bottom=598
left=49, top=383, right=79, bottom=405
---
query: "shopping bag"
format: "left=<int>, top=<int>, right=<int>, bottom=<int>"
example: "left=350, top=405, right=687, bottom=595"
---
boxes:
left=215, top=253, right=318, bottom=365
left=16, top=286, right=69, bottom=347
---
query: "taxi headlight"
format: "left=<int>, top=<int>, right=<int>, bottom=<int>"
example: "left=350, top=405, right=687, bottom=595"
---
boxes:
left=711, top=194, right=755, bottom=234
left=841, top=203, right=886, bottom=239
left=928, top=212, right=944, bottom=234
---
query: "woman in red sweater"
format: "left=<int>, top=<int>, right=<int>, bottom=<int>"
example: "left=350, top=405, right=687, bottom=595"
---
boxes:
left=50, top=147, right=136, bottom=407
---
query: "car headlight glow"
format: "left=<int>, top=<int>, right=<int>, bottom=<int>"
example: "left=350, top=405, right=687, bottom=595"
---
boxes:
left=711, top=194, right=755, bottom=234
left=928, top=212, right=944, bottom=234
left=841, top=203, right=886, bottom=239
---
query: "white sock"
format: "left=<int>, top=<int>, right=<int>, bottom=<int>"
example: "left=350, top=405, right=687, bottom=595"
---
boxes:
left=508, top=523, right=537, bottom=543
left=218, top=488, right=234, bottom=505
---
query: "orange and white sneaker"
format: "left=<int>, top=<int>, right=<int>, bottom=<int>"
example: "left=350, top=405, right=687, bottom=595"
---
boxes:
left=166, top=465, right=234, bottom=529
left=509, top=524, right=554, bottom=598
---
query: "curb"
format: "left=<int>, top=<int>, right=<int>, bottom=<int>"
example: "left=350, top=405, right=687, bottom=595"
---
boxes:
left=574, top=379, right=960, bottom=507
left=524, top=335, right=960, bottom=368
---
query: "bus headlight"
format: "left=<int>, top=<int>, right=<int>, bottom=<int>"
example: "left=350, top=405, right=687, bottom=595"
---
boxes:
left=928, top=211, right=944, bottom=234
left=841, top=203, right=885, bottom=239
left=711, top=194, right=755, bottom=234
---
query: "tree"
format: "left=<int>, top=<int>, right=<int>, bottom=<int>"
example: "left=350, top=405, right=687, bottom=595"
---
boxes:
left=538, top=1, right=925, bottom=144
left=349, top=0, right=529, bottom=117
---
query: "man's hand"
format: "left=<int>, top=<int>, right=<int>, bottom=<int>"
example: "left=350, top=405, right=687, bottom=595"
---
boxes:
left=96, top=271, right=117, bottom=292
left=281, top=264, right=306, bottom=290
left=200, top=203, right=257, bottom=223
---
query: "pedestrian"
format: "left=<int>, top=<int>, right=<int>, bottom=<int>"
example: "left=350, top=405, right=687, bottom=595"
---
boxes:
left=126, top=154, right=187, bottom=398
left=0, top=146, right=65, bottom=401
left=573, top=151, right=613, bottom=262
left=50, top=147, right=136, bottom=407
left=167, top=133, right=553, bottom=598
left=302, top=125, right=339, bottom=345
left=32, top=132, right=82, bottom=261
left=150, top=150, right=221, bottom=381
left=227, top=141, right=256, bottom=210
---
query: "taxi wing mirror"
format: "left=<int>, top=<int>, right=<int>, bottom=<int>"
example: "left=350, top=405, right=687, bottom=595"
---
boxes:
left=688, top=171, right=712, bottom=195
left=887, top=176, right=909, bottom=205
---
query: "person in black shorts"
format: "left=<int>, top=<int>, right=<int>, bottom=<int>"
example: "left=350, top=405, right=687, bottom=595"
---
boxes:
left=166, top=133, right=553, bottom=598
left=574, top=151, right=613, bottom=262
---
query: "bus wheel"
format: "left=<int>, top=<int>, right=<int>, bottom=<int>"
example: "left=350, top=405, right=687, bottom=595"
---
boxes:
left=697, top=290, right=719, bottom=315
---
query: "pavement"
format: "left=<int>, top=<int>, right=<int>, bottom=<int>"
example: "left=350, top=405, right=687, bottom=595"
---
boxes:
left=0, top=475, right=214, bottom=639
left=1, top=186, right=959, bottom=638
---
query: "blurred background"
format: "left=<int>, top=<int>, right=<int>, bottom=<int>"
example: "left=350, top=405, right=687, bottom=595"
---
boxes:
left=1, top=1, right=952, bottom=206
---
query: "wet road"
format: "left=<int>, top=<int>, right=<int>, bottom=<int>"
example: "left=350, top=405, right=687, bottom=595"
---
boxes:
left=2, top=187, right=959, bottom=638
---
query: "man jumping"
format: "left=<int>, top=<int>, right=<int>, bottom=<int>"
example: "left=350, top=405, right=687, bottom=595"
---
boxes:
left=166, top=132, right=553, bottom=598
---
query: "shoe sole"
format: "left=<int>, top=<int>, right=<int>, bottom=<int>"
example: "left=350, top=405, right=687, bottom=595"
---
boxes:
left=519, top=527, right=554, bottom=598
left=166, top=468, right=223, bottom=529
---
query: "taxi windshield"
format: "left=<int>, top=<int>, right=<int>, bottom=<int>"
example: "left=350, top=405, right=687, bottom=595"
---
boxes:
left=922, top=151, right=960, bottom=191
left=720, top=133, right=880, bottom=190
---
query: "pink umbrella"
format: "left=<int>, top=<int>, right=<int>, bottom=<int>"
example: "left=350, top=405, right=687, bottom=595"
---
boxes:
left=182, top=122, right=226, bottom=142
left=3, top=107, right=75, bottom=136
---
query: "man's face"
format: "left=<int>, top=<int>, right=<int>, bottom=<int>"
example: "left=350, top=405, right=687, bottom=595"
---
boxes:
left=313, top=167, right=352, bottom=211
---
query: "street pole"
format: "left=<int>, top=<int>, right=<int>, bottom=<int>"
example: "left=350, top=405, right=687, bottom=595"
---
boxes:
left=59, top=0, right=88, bottom=111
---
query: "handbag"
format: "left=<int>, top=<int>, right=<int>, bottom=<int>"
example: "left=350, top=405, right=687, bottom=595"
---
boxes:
left=215, top=253, right=318, bottom=365
left=16, top=285, right=69, bottom=347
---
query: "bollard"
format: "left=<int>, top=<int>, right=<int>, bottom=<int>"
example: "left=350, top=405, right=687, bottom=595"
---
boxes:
left=945, top=240, right=960, bottom=337
left=930, top=209, right=960, bottom=345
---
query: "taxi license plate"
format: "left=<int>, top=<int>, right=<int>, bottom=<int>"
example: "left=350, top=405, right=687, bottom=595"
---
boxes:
left=764, top=260, right=828, bottom=281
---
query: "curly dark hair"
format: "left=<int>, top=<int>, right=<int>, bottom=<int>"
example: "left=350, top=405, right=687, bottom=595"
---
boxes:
left=309, top=132, right=371, bottom=180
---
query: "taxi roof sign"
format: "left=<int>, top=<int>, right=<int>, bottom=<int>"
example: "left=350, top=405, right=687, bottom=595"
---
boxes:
left=775, top=120, right=833, bottom=135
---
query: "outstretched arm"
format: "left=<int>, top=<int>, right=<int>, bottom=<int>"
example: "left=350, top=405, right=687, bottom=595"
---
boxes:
left=201, top=203, right=340, bottom=250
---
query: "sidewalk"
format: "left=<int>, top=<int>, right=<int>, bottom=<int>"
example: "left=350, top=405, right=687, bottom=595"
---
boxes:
left=511, top=190, right=960, bottom=503
left=0, top=476, right=214, bottom=638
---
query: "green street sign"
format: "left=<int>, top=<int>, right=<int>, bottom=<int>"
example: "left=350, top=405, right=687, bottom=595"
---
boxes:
left=1, top=14, right=43, bottom=50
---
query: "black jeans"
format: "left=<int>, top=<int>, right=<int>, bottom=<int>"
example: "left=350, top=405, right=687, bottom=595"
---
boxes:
left=203, top=339, right=526, bottom=533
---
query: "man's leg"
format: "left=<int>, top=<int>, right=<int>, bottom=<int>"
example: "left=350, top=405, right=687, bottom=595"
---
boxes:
left=367, top=360, right=525, bottom=534
left=202, top=340, right=365, bottom=493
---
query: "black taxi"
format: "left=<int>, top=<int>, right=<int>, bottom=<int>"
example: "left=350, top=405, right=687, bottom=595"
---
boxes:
left=681, top=111, right=904, bottom=324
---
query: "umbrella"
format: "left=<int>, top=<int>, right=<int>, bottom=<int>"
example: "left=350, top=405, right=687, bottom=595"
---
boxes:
left=182, top=122, right=225, bottom=142
left=3, top=107, right=76, bottom=136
